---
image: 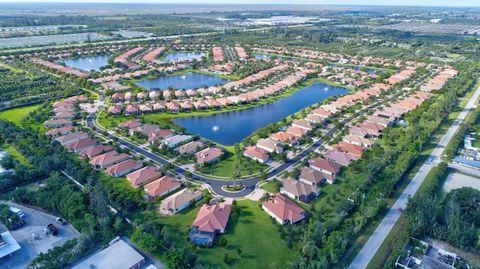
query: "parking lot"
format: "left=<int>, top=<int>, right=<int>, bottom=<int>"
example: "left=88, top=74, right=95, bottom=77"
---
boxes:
left=0, top=202, right=80, bottom=269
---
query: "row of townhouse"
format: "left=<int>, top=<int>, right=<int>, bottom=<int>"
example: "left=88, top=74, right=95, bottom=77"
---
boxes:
left=31, top=58, right=88, bottom=77
left=107, top=69, right=314, bottom=116
left=44, top=99, right=184, bottom=201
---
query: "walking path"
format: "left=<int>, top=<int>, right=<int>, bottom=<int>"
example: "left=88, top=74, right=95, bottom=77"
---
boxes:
left=348, top=82, right=480, bottom=269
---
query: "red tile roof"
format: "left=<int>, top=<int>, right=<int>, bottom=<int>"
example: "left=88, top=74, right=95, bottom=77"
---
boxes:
left=192, top=203, right=232, bottom=233
left=262, top=194, right=305, bottom=224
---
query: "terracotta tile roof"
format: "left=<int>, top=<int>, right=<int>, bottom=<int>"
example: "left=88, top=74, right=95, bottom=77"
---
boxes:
left=192, top=203, right=232, bottom=233
left=126, top=166, right=162, bottom=187
left=144, top=176, right=181, bottom=198
left=262, top=194, right=305, bottom=224
left=309, top=157, right=341, bottom=174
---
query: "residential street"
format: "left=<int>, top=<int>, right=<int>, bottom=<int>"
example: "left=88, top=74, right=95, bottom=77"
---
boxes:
left=348, top=82, right=480, bottom=269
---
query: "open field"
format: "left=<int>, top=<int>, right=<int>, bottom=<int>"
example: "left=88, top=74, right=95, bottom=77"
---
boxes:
left=0, top=105, right=40, bottom=126
left=4, top=145, right=32, bottom=168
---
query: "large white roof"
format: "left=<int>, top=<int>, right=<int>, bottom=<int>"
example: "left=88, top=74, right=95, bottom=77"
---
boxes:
left=72, top=239, right=144, bottom=269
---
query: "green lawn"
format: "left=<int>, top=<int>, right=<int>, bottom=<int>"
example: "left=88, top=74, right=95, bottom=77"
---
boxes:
left=158, top=199, right=293, bottom=269
left=4, top=145, right=32, bottom=168
left=260, top=181, right=279, bottom=193
left=0, top=105, right=41, bottom=126
left=198, top=154, right=267, bottom=178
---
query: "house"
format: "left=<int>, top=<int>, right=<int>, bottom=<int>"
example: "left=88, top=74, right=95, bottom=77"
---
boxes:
left=262, top=194, right=306, bottom=225
left=54, top=132, right=89, bottom=146
left=108, top=105, right=122, bottom=115
left=175, top=141, right=204, bottom=155
left=323, top=149, right=357, bottom=166
left=366, top=115, right=394, bottom=127
left=343, top=134, right=374, bottom=148
left=333, top=141, right=366, bottom=158
left=46, top=126, right=75, bottom=137
left=106, top=159, right=143, bottom=177
left=148, top=129, right=173, bottom=144
left=243, top=146, right=269, bottom=163
left=308, top=157, right=341, bottom=176
left=44, top=119, right=72, bottom=128
left=292, top=119, right=313, bottom=131
left=280, top=178, right=319, bottom=203
left=126, top=166, right=162, bottom=188
left=54, top=112, right=75, bottom=120
left=79, top=144, right=113, bottom=159
left=269, top=131, right=298, bottom=146
left=159, top=189, right=203, bottom=215
left=90, top=151, right=131, bottom=169
left=131, top=124, right=160, bottom=137
left=358, top=121, right=385, bottom=138
left=65, top=138, right=98, bottom=153
left=163, top=135, right=193, bottom=149
left=305, top=114, right=323, bottom=124
left=286, top=126, right=308, bottom=139
left=299, top=166, right=332, bottom=186
left=188, top=203, right=232, bottom=246
left=256, top=138, right=283, bottom=154
left=119, top=119, right=143, bottom=130
left=195, top=147, right=223, bottom=165
left=144, top=176, right=181, bottom=198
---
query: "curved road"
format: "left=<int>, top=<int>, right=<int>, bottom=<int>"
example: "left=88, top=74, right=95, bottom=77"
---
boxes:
left=86, top=111, right=339, bottom=197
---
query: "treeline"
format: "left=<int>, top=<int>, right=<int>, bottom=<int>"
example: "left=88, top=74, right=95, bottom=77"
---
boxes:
left=383, top=162, right=480, bottom=268
left=288, top=64, right=480, bottom=268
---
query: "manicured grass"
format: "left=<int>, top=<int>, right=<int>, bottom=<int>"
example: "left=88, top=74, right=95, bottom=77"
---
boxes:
left=158, top=200, right=293, bottom=269
left=198, top=154, right=267, bottom=178
left=260, top=181, right=279, bottom=193
left=97, top=110, right=135, bottom=129
left=4, top=145, right=32, bottom=168
left=0, top=105, right=40, bottom=126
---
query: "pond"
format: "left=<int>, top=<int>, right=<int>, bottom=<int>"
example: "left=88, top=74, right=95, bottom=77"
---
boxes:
left=174, top=82, right=349, bottom=145
left=62, top=54, right=111, bottom=71
left=163, top=51, right=205, bottom=62
left=134, top=72, right=229, bottom=90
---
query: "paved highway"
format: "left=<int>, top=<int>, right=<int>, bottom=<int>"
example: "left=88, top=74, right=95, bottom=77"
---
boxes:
left=348, top=82, right=480, bottom=269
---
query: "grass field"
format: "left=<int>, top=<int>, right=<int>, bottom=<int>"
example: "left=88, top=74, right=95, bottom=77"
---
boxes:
left=0, top=105, right=40, bottom=126
left=4, top=145, right=32, bottom=168
left=198, top=154, right=267, bottom=178
left=158, top=199, right=293, bottom=269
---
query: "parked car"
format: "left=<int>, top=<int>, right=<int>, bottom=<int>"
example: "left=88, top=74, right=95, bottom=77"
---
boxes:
left=47, top=224, right=58, bottom=236
left=56, top=217, right=67, bottom=225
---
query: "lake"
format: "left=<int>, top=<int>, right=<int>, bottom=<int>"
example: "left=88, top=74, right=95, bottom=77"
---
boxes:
left=134, top=72, right=229, bottom=90
left=163, top=51, right=205, bottom=62
left=174, top=82, right=349, bottom=145
left=62, top=54, right=111, bottom=71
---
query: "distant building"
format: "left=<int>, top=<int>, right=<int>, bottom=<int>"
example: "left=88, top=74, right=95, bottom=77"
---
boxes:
left=0, top=231, right=21, bottom=260
left=71, top=238, right=149, bottom=269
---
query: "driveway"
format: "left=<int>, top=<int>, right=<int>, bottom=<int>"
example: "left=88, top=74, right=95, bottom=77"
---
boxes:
left=0, top=202, right=80, bottom=269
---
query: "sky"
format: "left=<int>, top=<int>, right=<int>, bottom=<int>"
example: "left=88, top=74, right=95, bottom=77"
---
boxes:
left=0, top=0, right=479, bottom=7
